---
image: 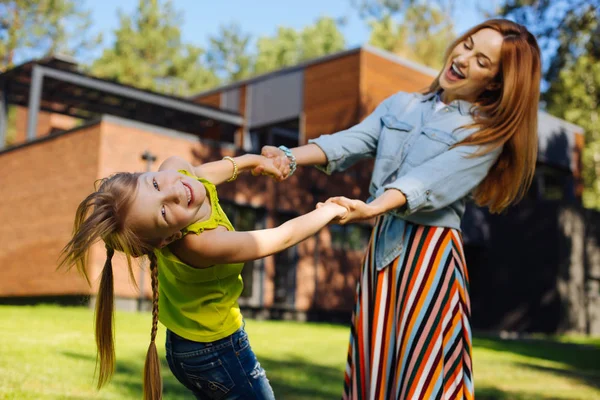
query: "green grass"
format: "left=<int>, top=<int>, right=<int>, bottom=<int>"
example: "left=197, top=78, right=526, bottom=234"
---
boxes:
left=0, top=305, right=599, bottom=400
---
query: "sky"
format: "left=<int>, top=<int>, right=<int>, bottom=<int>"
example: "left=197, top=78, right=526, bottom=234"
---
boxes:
left=83, top=0, right=485, bottom=61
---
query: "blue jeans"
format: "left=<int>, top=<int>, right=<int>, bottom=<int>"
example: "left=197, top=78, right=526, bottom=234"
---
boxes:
left=165, top=324, right=276, bottom=400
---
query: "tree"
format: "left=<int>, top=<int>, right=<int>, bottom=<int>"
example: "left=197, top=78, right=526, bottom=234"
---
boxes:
left=547, top=55, right=600, bottom=208
left=0, top=0, right=101, bottom=71
left=254, top=17, right=345, bottom=75
left=300, top=17, right=346, bottom=60
left=367, top=3, right=454, bottom=69
left=351, top=0, right=455, bottom=69
left=500, top=1, right=600, bottom=208
left=206, top=23, right=253, bottom=83
left=254, top=27, right=301, bottom=75
left=351, top=0, right=458, bottom=19
left=90, top=0, right=219, bottom=96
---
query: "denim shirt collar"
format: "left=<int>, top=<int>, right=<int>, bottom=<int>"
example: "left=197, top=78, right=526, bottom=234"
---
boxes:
left=416, top=91, right=472, bottom=116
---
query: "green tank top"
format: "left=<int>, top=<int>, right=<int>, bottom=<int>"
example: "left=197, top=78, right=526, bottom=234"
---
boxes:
left=155, top=170, right=244, bottom=342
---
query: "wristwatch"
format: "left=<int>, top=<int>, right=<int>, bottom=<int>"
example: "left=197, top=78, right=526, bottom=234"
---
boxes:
left=278, top=145, right=297, bottom=177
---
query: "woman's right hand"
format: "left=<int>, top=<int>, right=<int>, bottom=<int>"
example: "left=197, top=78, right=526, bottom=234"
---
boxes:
left=316, top=201, right=348, bottom=223
left=253, top=146, right=291, bottom=179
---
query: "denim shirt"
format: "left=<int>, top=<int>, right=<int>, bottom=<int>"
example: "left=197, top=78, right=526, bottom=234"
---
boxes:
left=309, top=91, right=502, bottom=270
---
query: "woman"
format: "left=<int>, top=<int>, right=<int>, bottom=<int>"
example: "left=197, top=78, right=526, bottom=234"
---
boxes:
left=257, top=19, right=541, bottom=400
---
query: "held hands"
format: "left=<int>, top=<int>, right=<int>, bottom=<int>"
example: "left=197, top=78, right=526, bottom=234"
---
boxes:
left=252, top=146, right=291, bottom=180
left=315, top=201, right=349, bottom=223
left=250, top=155, right=285, bottom=180
left=317, top=196, right=373, bottom=225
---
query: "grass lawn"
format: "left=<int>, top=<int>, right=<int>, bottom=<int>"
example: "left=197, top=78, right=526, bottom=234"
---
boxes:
left=0, top=305, right=599, bottom=399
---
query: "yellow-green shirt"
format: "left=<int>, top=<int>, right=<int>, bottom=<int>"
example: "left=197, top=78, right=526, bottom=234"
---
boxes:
left=155, top=170, right=244, bottom=342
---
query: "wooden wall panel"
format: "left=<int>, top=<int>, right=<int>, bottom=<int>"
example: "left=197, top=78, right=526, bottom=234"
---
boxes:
left=303, top=53, right=361, bottom=140
left=193, top=92, right=221, bottom=108
left=360, top=49, right=436, bottom=116
left=238, top=85, right=247, bottom=148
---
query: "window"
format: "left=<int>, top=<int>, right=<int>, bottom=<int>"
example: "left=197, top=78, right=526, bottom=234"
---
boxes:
left=534, top=165, right=574, bottom=201
left=220, top=202, right=266, bottom=299
left=248, top=119, right=299, bottom=153
left=330, top=224, right=372, bottom=251
left=273, top=211, right=299, bottom=306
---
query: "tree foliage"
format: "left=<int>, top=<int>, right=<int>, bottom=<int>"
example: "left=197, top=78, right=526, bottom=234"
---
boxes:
left=90, top=0, right=219, bottom=96
left=0, top=0, right=101, bottom=71
left=352, top=0, right=455, bottom=69
left=501, top=1, right=600, bottom=208
left=254, top=17, right=346, bottom=76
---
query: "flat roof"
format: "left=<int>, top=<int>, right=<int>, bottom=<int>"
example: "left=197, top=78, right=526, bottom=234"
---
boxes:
left=190, top=44, right=439, bottom=98
left=0, top=56, right=243, bottom=136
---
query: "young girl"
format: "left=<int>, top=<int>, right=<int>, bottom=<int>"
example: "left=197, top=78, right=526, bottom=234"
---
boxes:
left=59, top=153, right=347, bottom=400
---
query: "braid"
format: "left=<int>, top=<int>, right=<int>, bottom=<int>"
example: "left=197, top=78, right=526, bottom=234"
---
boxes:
left=143, top=252, right=162, bottom=400
left=95, top=245, right=116, bottom=389
left=149, top=254, right=159, bottom=343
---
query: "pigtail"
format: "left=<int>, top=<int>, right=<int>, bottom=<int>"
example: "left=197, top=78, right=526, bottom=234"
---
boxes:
left=143, top=252, right=162, bottom=400
left=95, top=245, right=116, bottom=389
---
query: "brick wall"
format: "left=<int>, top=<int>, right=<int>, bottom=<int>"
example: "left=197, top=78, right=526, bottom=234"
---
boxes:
left=0, top=124, right=101, bottom=297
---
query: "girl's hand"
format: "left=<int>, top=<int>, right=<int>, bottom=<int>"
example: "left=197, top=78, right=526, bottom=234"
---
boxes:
left=251, top=155, right=284, bottom=180
left=253, top=146, right=291, bottom=179
left=322, top=196, right=374, bottom=225
left=315, top=202, right=348, bottom=223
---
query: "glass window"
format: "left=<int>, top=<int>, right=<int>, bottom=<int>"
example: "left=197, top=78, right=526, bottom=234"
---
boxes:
left=249, top=119, right=299, bottom=153
left=273, top=211, right=298, bottom=306
left=330, top=224, right=372, bottom=251
left=220, top=202, right=266, bottom=299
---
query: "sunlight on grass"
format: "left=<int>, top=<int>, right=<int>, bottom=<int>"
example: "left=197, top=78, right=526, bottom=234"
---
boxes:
left=0, top=305, right=599, bottom=400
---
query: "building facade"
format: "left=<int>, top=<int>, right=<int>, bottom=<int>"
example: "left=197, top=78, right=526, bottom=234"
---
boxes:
left=1, top=47, right=597, bottom=334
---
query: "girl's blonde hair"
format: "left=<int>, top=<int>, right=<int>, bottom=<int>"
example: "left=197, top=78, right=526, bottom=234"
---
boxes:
left=427, top=18, right=542, bottom=213
left=59, top=173, right=162, bottom=400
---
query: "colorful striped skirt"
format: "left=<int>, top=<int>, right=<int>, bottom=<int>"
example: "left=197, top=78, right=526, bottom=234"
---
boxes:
left=343, top=218, right=473, bottom=400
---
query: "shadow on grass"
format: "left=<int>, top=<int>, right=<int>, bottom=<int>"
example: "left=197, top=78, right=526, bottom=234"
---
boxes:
left=61, top=335, right=600, bottom=400
left=61, top=350, right=344, bottom=400
left=474, top=334, right=600, bottom=397
left=61, top=350, right=192, bottom=399
left=476, top=386, right=563, bottom=400
left=259, top=354, right=345, bottom=400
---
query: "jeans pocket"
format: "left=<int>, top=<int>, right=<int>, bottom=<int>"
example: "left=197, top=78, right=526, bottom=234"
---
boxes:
left=180, top=357, right=236, bottom=400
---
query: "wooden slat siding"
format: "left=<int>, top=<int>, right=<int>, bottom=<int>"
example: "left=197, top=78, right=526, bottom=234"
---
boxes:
left=360, top=49, right=436, bottom=117
left=303, top=52, right=361, bottom=141
left=238, top=84, right=247, bottom=148
left=192, top=91, right=221, bottom=108
left=193, top=92, right=223, bottom=141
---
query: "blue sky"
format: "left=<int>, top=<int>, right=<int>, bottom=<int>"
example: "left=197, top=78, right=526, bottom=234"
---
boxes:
left=84, top=0, right=484, bottom=60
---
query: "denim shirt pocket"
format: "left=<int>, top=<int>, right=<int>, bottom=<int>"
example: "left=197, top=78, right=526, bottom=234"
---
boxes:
left=405, top=127, right=458, bottom=166
left=377, top=115, right=413, bottom=161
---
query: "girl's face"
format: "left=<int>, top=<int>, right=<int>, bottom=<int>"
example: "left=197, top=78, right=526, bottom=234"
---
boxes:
left=439, top=28, right=504, bottom=103
left=126, top=170, right=208, bottom=248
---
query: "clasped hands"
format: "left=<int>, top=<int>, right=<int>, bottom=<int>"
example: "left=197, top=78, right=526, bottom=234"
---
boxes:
left=252, top=146, right=371, bottom=225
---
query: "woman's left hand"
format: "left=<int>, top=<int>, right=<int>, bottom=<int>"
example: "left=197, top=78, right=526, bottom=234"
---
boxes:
left=318, top=196, right=374, bottom=224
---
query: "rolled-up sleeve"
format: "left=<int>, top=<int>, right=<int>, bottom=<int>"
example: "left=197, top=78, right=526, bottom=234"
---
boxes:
left=385, top=143, right=503, bottom=214
left=309, top=93, right=401, bottom=174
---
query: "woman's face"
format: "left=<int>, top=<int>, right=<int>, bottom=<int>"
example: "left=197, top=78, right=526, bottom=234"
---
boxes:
left=439, top=28, right=504, bottom=103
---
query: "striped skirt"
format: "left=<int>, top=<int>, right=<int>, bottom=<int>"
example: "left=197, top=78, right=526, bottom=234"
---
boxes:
left=343, top=218, right=473, bottom=400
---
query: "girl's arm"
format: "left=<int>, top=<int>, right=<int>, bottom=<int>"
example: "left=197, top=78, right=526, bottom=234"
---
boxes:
left=159, top=154, right=283, bottom=184
left=169, top=203, right=347, bottom=268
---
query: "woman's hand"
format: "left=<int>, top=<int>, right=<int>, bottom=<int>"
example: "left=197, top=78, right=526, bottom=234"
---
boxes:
left=250, top=155, right=285, bottom=180
left=315, top=201, right=349, bottom=223
left=319, top=196, right=375, bottom=224
left=253, top=146, right=291, bottom=180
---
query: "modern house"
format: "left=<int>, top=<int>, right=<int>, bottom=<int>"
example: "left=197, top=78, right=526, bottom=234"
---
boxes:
left=1, top=46, right=597, bottom=335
